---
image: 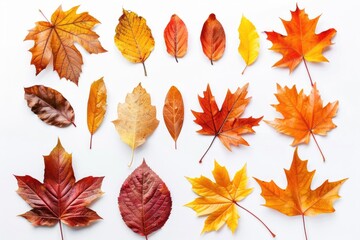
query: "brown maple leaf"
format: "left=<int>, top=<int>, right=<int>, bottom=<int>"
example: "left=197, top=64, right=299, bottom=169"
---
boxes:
left=192, top=84, right=262, bottom=163
left=266, top=5, right=336, bottom=85
left=265, top=84, right=338, bottom=161
left=25, top=5, right=107, bottom=85
left=15, top=139, right=104, bottom=239
left=254, top=148, right=347, bottom=240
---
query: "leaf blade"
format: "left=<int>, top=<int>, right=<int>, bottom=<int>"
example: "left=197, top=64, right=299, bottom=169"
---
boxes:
left=163, top=86, right=184, bottom=149
left=164, top=14, right=188, bottom=62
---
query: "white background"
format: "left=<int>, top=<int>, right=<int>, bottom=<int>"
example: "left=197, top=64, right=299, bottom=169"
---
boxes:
left=1, top=0, right=359, bottom=239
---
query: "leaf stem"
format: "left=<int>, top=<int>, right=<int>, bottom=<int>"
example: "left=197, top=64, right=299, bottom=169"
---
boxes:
left=175, top=140, right=177, bottom=150
left=199, top=135, right=217, bottom=163
left=128, top=148, right=135, bottom=167
left=90, top=134, right=93, bottom=149
left=59, top=220, right=64, bottom=240
left=310, top=131, right=326, bottom=162
left=72, top=122, right=77, bottom=127
left=302, top=214, right=309, bottom=240
left=39, top=9, right=50, bottom=22
left=145, top=235, right=149, bottom=240
left=302, top=58, right=314, bottom=86
left=175, top=56, right=178, bottom=63
left=210, top=59, right=213, bottom=65
left=241, top=65, right=248, bottom=75
left=235, top=202, right=276, bottom=238
left=142, top=61, right=147, bottom=76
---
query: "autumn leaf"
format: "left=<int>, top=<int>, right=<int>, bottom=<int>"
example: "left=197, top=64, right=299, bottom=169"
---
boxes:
left=25, top=5, right=106, bottom=85
left=164, top=14, right=188, bottom=62
left=265, top=84, right=338, bottom=161
left=265, top=4, right=336, bottom=85
left=238, top=15, right=259, bottom=74
left=163, top=86, right=184, bottom=149
left=112, top=83, right=159, bottom=167
left=186, top=161, right=275, bottom=237
left=87, top=77, right=107, bottom=149
left=200, top=14, right=226, bottom=65
left=24, top=85, right=75, bottom=127
left=114, top=9, right=155, bottom=76
left=255, top=148, right=347, bottom=240
left=15, top=139, right=104, bottom=240
left=118, top=160, right=172, bottom=239
left=192, top=84, right=262, bottom=163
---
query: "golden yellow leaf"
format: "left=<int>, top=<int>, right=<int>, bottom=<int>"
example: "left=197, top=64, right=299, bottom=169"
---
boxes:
left=186, top=161, right=253, bottom=233
left=238, top=15, right=259, bottom=74
left=87, top=77, right=107, bottom=149
left=114, top=9, right=155, bottom=76
left=112, top=83, right=159, bottom=166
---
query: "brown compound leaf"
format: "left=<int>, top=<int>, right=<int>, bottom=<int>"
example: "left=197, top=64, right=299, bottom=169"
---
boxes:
left=163, top=86, right=184, bottom=149
left=24, top=85, right=75, bottom=127
left=15, top=139, right=104, bottom=239
left=118, top=160, right=172, bottom=239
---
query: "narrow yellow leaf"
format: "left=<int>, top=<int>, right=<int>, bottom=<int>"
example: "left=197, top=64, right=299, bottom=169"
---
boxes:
left=87, top=77, right=107, bottom=149
left=114, top=9, right=155, bottom=76
left=238, top=15, right=260, bottom=74
left=112, top=83, right=159, bottom=167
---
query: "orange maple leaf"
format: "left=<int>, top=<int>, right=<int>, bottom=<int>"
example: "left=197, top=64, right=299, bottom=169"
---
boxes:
left=265, top=84, right=338, bottom=161
left=266, top=5, right=336, bottom=85
left=25, top=6, right=107, bottom=85
left=192, top=84, right=262, bottom=163
left=255, top=148, right=347, bottom=240
left=186, top=161, right=275, bottom=237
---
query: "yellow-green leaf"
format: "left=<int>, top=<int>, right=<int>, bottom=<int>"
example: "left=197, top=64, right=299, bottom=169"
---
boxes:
left=114, top=9, right=155, bottom=76
left=112, top=83, right=159, bottom=167
left=238, top=15, right=260, bottom=74
left=87, top=77, right=107, bottom=149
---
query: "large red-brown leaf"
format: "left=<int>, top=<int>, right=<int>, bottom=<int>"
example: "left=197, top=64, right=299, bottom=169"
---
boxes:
left=24, top=85, right=75, bottom=127
left=15, top=139, right=104, bottom=229
left=118, top=160, right=172, bottom=238
left=164, top=14, right=188, bottom=62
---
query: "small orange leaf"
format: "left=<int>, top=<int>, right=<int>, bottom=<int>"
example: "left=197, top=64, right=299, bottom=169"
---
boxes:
left=255, top=148, right=347, bottom=239
left=25, top=5, right=107, bottom=85
left=163, top=86, right=184, bottom=149
left=265, top=84, right=338, bottom=161
left=200, top=14, right=226, bottom=65
left=87, top=77, right=107, bottom=149
left=164, top=14, right=188, bottom=62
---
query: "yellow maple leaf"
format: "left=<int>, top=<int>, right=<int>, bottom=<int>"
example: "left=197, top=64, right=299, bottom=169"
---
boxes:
left=238, top=15, right=260, bottom=74
left=112, top=83, right=159, bottom=167
left=186, top=161, right=275, bottom=237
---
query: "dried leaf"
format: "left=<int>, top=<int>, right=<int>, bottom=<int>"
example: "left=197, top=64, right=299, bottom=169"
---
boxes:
left=238, top=15, right=259, bottom=74
left=112, top=83, right=159, bottom=166
left=255, top=148, right=347, bottom=238
left=15, top=139, right=104, bottom=238
left=192, top=84, right=262, bottom=163
left=265, top=84, right=338, bottom=161
left=24, top=85, right=75, bottom=127
left=186, top=161, right=275, bottom=237
left=163, top=86, right=184, bottom=149
left=266, top=5, right=336, bottom=84
left=87, top=77, right=107, bottom=149
left=164, top=14, right=188, bottom=62
left=200, top=14, right=226, bottom=65
left=25, top=5, right=107, bottom=85
left=114, top=9, right=155, bottom=76
left=118, top=160, right=172, bottom=238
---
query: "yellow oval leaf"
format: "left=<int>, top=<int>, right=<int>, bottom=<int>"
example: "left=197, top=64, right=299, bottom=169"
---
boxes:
left=114, top=9, right=155, bottom=76
left=112, top=83, right=159, bottom=167
left=238, top=15, right=260, bottom=74
left=163, top=86, right=184, bottom=149
left=87, top=77, right=107, bottom=149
